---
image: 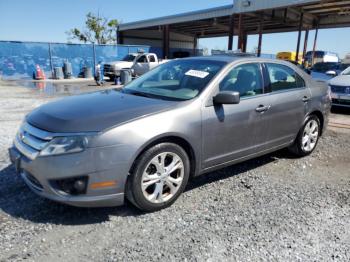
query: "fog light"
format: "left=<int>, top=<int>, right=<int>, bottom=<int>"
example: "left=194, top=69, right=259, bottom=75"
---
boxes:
left=52, top=176, right=88, bottom=195
left=74, top=180, right=86, bottom=193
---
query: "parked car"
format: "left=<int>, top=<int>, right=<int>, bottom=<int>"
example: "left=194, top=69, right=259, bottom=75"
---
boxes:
left=304, top=51, right=339, bottom=68
left=310, top=62, right=344, bottom=81
left=104, top=53, right=169, bottom=80
left=329, top=66, right=350, bottom=107
left=103, top=53, right=138, bottom=80
left=9, top=56, right=331, bottom=212
left=131, top=53, right=169, bottom=76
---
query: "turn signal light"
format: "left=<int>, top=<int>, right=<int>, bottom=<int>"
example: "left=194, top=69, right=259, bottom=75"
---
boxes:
left=91, top=181, right=117, bottom=189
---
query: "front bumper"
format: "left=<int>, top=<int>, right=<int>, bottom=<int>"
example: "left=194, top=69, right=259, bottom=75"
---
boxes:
left=8, top=145, right=129, bottom=208
left=104, top=69, right=120, bottom=77
left=331, top=92, right=350, bottom=108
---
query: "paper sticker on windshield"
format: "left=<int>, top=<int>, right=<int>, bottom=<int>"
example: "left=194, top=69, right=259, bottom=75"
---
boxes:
left=185, top=70, right=209, bottom=79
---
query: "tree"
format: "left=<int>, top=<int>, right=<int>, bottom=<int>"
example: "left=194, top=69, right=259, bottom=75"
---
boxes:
left=67, top=12, right=119, bottom=44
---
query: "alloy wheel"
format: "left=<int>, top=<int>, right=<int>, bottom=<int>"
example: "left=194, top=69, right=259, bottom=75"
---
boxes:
left=141, top=152, right=184, bottom=204
left=302, top=119, right=319, bottom=152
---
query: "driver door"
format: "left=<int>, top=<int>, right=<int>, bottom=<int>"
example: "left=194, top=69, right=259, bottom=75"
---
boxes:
left=133, top=55, right=150, bottom=75
left=201, top=63, right=271, bottom=169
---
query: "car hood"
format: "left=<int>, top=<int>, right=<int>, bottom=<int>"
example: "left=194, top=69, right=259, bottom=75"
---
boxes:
left=27, top=89, right=177, bottom=133
left=328, top=75, right=350, bottom=86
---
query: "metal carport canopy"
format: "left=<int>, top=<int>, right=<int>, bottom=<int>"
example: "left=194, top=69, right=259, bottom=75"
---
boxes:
left=118, top=0, right=350, bottom=37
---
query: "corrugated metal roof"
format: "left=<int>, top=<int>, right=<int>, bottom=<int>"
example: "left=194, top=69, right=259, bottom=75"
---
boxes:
left=119, top=4, right=234, bottom=31
left=234, top=0, right=320, bottom=13
left=119, top=0, right=322, bottom=31
left=119, top=0, right=350, bottom=34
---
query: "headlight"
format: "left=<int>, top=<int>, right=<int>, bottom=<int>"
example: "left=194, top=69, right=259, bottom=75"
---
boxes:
left=40, top=136, right=89, bottom=156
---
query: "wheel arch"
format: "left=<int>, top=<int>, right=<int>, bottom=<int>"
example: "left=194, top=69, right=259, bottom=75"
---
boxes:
left=307, top=110, right=325, bottom=136
left=129, top=135, right=198, bottom=179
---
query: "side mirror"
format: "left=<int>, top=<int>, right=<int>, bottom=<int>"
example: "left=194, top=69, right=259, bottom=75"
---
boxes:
left=213, top=91, right=240, bottom=105
left=326, top=70, right=337, bottom=77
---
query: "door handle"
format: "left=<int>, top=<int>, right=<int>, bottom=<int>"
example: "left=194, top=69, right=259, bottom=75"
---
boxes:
left=255, top=105, right=270, bottom=113
left=302, top=96, right=310, bottom=102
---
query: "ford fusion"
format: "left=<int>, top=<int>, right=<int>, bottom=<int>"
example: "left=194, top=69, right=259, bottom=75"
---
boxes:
left=9, top=56, right=331, bottom=212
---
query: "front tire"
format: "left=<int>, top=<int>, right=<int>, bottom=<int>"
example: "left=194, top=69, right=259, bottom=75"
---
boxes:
left=289, top=115, right=321, bottom=157
left=126, top=143, right=190, bottom=212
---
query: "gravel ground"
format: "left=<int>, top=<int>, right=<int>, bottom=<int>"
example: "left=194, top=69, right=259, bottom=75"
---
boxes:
left=0, top=80, right=349, bottom=262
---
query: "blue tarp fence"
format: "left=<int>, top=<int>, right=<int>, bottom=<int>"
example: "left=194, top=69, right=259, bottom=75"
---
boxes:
left=0, top=41, right=154, bottom=80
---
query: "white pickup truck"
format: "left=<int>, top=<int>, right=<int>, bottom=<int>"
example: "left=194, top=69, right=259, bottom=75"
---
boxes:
left=103, top=53, right=169, bottom=80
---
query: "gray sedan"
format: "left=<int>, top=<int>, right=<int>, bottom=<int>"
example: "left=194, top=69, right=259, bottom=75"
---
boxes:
left=9, top=56, right=331, bottom=212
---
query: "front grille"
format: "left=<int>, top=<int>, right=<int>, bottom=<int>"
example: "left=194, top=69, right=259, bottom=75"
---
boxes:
left=15, top=122, right=52, bottom=160
left=333, top=99, right=350, bottom=105
left=330, top=85, right=350, bottom=94
left=104, top=64, right=113, bottom=73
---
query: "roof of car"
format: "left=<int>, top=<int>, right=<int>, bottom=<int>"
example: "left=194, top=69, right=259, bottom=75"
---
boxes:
left=182, top=55, right=280, bottom=64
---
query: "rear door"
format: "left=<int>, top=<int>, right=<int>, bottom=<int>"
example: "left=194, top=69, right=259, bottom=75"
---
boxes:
left=262, top=63, right=311, bottom=148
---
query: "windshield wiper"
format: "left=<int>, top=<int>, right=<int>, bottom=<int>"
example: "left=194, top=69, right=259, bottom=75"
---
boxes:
left=125, top=90, right=156, bottom=99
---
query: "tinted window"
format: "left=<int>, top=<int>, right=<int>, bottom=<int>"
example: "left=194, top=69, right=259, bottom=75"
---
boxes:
left=296, top=73, right=306, bottom=88
left=219, top=63, right=263, bottom=98
left=149, top=55, right=156, bottom=62
left=266, top=63, right=304, bottom=91
left=137, top=55, right=147, bottom=63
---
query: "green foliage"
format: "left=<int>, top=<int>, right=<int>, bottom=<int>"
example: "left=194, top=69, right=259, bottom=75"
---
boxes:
left=67, top=12, right=119, bottom=44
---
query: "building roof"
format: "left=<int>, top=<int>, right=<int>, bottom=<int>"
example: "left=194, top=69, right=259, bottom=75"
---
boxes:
left=119, top=0, right=350, bottom=37
left=119, top=5, right=234, bottom=31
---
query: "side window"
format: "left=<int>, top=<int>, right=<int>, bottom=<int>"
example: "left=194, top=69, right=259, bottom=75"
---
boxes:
left=149, top=55, right=156, bottom=62
left=266, top=63, right=304, bottom=91
left=296, top=73, right=306, bottom=88
left=137, top=55, right=147, bottom=63
left=219, top=63, right=263, bottom=98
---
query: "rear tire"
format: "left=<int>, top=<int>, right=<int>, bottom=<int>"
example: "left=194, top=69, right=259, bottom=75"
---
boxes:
left=126, top=143, right=190, bottom=212
left=288, top=115, right=321, bottom=157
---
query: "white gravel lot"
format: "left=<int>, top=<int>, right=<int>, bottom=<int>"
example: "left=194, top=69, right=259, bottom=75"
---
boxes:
left=0, top=80, right=349, bottom=262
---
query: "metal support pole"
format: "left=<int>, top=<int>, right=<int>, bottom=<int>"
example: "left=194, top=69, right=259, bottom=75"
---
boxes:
left=242, top=33, right=247, bottom=52
left=116, top=26, right=119, bottom=44
left=48, top=43, right=54, bottom=79
left=162, top=25, right=170, bottom=59
left=228, top=14, right=235, bottom=51
left=302, top=28, right=309, bottom=66
left=237, top=14, right=243, bottom=50
left=295, top=12, right=304, bottom=63
left=311, top=23, right=319, bottom=67
left=257, top=13, right=264, bottom=57
left=193, top=36, right=198, bottom=56
left=93, top=43, right=96, bottom=75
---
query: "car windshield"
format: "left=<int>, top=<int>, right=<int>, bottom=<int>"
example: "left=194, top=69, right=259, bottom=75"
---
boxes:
left=122, top=59, right=226, bottom=101
left=312, top=62, right=339, bottom=73
left=342, top=66, right=350, bottom=75
left=122, top=54, right=136, bottom=62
